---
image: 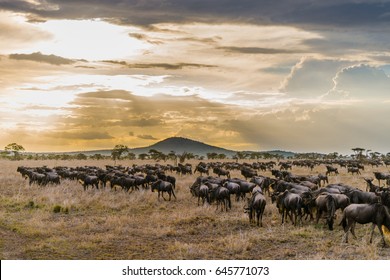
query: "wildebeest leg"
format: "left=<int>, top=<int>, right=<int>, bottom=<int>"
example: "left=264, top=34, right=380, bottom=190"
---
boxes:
left=377, top=224, right=388, bottom=247
left=171, top=189, right=176, bottom=200
left=161, top=191, right=167, bottom=201
left=342, top=223, right=352, bottom=243
left=316, top=209, right=322, bottom=224
left=350, top=221, right=357, bottom=239
left=369, top=223, right=376, bottom=243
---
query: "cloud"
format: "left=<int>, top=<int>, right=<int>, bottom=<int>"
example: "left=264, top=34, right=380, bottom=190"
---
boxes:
left=218, top=46, right=304, bottom=54
left=280, top=58, right=352, bottom=98
left=2, top=0, right=390, bottom=28
left=9, top=52, right=75, bottom=65
left=137, top=134, right=158, bottom=140
left=222, top=101, right=390, bottom=154
left=102, top=60, right=216, bottom=70
left=326, top=64, right=390, bottom=99
left=47, top=131, right=114, bottom=140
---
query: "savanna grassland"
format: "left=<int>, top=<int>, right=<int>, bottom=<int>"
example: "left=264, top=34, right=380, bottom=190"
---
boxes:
left=1, top=159, right=390, bottom=260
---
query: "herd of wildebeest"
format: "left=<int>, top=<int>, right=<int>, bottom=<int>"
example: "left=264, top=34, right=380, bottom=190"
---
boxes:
left=16, top=159, right=390, bottom=247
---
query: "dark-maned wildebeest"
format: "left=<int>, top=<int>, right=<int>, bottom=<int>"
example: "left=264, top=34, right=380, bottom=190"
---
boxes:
left=151, top=180, right=176, bottom=201
left=315, top=194, right=337, bottom=230
left=244, top=191, right=267, bottom=226
left=340, top=203, right=390, bottom=247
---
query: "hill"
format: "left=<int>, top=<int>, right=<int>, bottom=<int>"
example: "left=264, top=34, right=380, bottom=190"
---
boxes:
left=131, top=137, right=237, bottom=157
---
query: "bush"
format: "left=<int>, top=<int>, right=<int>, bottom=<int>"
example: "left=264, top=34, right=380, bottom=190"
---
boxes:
left=53, top=205, right=62, bottom=213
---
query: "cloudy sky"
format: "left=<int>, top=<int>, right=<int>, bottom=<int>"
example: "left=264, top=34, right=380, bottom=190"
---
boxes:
left=1, top=0, right=390, bottom=154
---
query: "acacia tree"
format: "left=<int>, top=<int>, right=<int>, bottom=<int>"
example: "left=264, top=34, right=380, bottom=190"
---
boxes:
left=111, top=144, right=129, bottom=161
left=352, top=147, right=365, bottom=161
left=4, top=142, right=25, bottom=160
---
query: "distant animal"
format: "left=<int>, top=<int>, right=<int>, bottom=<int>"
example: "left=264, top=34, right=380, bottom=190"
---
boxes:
left=325, top=165, right=339, bottom=176
left=340, top=203, right=390, bottom=247
left=151, top=180, right=176, bottom=201
left=347, top=167, right=361, bottom=175
left=373, top=172, right=390, bottom=186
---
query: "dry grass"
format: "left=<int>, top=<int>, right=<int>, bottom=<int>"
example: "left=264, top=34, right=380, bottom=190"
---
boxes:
left=1, top=159, right=390, bottom=259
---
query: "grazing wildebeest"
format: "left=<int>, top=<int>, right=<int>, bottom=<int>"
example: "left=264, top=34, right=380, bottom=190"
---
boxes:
left=347, top=167, right=361, bottom=175
left=340, top=203, right=390, bottom=247
left=194, top=165, right=209, bottom=176
left=223, top=181, right=241, bottom=201
left=273, top=190, right=303, bottom=226
left=326, top=165, right=339, bottom=176
left=244, top=191, right=267, bottom=226
left=151, top=180, right=176, bottom=201
left=213, top=167, right=231, bottom=178
left=315, top=194, right=337, bottom=230
left=197, top=184, right=210, bottom=206
left=77, top=173, right=99, bottom=191
left=346, top=189, right=380, bottom=205
left=363, top=178, right=387, bottom=193
left=209, top=186, right=231, bottom=211
left=373, top=172, right=390, bottom=186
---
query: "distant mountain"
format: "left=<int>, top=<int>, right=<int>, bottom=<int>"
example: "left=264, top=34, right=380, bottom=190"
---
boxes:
left=17, top=137, right=298, bottom=159
left=131, top=137, right=237, bottom=157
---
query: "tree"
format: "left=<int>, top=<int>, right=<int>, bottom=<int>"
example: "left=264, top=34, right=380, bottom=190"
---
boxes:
left=111, top=144, right=129, bottom=161
left=138, top=153, right=149, bottom=160
left=352, top=147, right=365, bottom=161
left=4, top=142, right=25, bottom=160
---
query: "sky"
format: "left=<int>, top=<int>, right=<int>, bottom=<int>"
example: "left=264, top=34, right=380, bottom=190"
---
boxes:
left=1, top=0, right=390, bottom=154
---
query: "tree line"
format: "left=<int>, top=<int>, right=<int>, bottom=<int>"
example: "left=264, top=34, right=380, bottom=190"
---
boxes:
left=2, top=142, right=390, bottom=162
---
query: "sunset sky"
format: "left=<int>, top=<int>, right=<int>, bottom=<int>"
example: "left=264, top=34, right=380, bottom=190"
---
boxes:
left=1, top=0, right=390, bottom=154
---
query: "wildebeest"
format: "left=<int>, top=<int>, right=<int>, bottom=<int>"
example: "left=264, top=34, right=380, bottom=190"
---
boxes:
left=197, top=184, right=210, bottom=206
left=209, top=185, right=231, bottom=211
left=340, top=203, right=390, bottom=247
left=346, top=189, right=380, bottom=205
left=373, top=172, right=390, bottom=186
left=315, top=194, right=337, bottom=230
left=151, top=180, right=176, bottom=201
left=347, top=167, right=361, bottom=175
left=272, top=190, right=303, bottom=226
left=213, top=167, right=230, bottom=178
left=325, top=165, right=339, bottom=176
left=244, top=191, right=267, bottom=226
left=77, top=173, right=99, bottom=191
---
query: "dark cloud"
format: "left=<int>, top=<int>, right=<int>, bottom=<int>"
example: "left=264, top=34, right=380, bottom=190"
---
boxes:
left=218, top=46, right=305, bottom=54
left=2, top=0, right=390, bottom=27
left=102, top=60, right=216, bottom=70
left=9, top=52, right=75, bottom=65
left=137, top=134, right=158, bottom=140
left=128, top=32, right=164, bottom=45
